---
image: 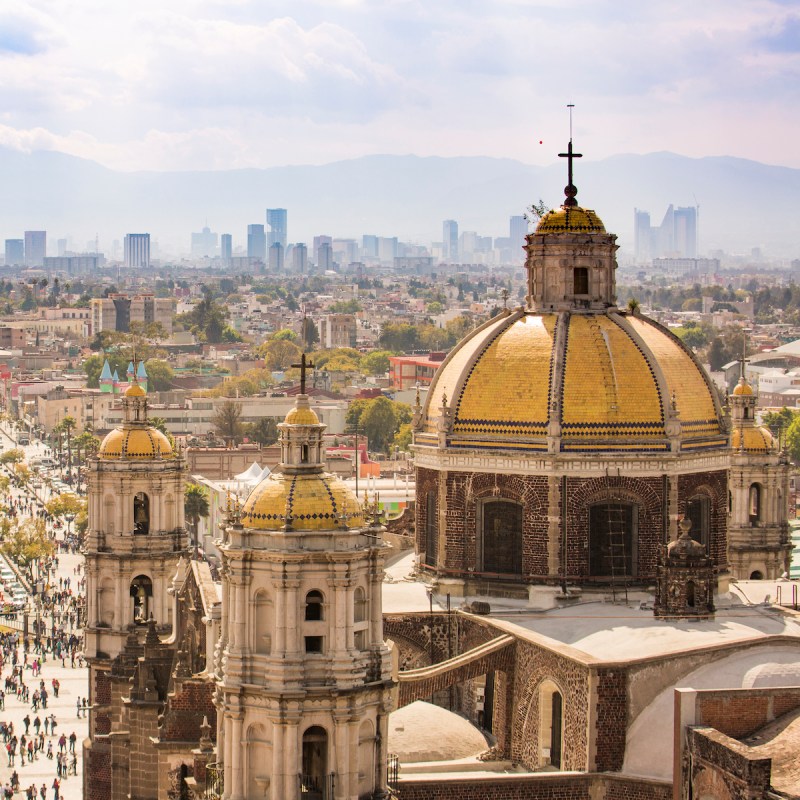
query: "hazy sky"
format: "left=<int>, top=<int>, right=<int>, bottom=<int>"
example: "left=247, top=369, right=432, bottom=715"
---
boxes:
left=0, top=0, right=797, bottom=172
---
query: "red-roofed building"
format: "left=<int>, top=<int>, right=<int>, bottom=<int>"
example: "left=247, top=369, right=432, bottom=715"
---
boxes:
left=389, top=352, right=447, bottom=390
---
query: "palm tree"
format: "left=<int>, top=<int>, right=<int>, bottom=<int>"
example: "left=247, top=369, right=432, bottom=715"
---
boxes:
left=54, top=416, right=77, bottom=475
left=184, top=483, right=210, bottom=560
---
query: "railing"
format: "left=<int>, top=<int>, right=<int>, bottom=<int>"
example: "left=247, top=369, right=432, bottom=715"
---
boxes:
left=299, top=772, right=334, bottom=800
left=776, top=583, right=798, bottom=610
left=387, top=753, right=400, bottom=796
left=205, top=762, right=223, bottom=800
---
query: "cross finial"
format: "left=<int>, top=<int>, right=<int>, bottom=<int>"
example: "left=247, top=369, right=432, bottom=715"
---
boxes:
left=558, top=104, right=582, bottom=207
left=740, top=330, right=749, bottom=380
left=291, top=352, right=315, bottom=395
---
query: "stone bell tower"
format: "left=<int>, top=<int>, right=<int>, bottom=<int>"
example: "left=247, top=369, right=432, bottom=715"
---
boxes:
left=216, top=364, right=394, bottom=800
left=83, top=375, right=188, bottom=798
left=727, top=374, right=792, bottom=579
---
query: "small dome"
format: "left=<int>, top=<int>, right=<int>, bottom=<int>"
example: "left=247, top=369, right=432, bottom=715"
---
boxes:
left=99, top=426, right=174, bottom=460
left=125, top=382, right=146, bottom=398
left=732, top=379, right=753, bottom=396
left=284, top=405, right=320, bottom=425
left=535, top=205, right=606, bottom=234
left=732, top=426, right=774, bottom=454
left=241, top=472, right=363, bottom=530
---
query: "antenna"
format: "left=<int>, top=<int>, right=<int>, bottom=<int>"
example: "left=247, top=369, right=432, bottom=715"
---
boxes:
left=567, top=103, right=575, bottom=141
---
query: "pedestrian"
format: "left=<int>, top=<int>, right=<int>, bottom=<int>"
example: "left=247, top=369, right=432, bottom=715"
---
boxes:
left=81, top=698, right=87, bottom=717
left=23, top=714, right=30, bottom=734
left=49, top=716, right=56, bottom=736
left=68, top=733, right=75, bottom=754
left=39, top=783, right=46, bottom=800
left=75, top=698, right=80, bottom=718
left=57, top=734, right=65, bottom=754
left=51, top=778, right=59, bottom=800
left=46, top=742, right=52, bottom=760
left=68, top=754, right=76, bottom=776
left=33, top=717, right=40, bottom=735
left=43, top=718, right=49, bottom=736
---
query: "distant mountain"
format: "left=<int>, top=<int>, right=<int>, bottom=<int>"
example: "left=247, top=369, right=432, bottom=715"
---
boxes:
left=0, top=149, right=797, bottom=257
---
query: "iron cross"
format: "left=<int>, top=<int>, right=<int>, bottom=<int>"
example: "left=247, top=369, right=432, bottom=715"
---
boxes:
left=292, top=353, right=315, bottom=394
left=558, top=140, right=582, bottom=190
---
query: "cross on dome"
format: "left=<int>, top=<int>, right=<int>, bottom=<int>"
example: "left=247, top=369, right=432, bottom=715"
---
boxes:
left=558, top=140, right=582, bottom=207
left=292, top=353, right=315, bottom=395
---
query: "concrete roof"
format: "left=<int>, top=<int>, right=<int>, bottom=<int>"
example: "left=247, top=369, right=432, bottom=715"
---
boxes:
left=743, top=707, right=800, bottom=796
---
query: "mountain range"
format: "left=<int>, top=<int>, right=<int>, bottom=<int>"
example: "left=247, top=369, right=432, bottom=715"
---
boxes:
left=0, top=148, right=798, bottom=259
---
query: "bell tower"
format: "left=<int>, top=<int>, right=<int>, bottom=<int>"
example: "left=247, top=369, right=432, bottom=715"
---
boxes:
left=216, top=375, right=394, bottom=800
left=83, top=375, right=188, bottom=795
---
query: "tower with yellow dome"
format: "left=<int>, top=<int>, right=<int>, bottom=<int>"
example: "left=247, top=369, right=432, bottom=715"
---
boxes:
left=215, top=381, right=394, bottom=799
left=412, top=142, right=730, bottom=599
left=82, top=372, right=188, bottom=781
left=727, top=372, right=792, bottom=579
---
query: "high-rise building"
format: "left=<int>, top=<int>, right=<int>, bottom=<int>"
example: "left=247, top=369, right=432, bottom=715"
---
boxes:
left=4, top=239, right=23, bottom=266
left=24, top=230, right=46, bottom=267
left=57, top=238, right=68, bottom=257
left=673, top=206, right=698, bottom=259
left=317, top=242, right=333, bottom=271
left=362, top=235, right=379, bottom=259
left=313, top=235, right=332, bottom=265
left=124, top=234, right=151, bottom=268
left=220, top=234, right=232, bottom=264
left=266, top=208, right=287, bottom=249
left=634, top=209, right=652, bottom=263
left=443, top=219, right=458, bottom=262
left=269, top=242, right=284, bottom=271
left=292, top=243, right=308, bottom=273
left=91, top=293, right=174, bottom=335
left=510, top=215, right=528, bottom=263
left=191, top=226, right=218, bottom=258
left=634, top=206, right=698, bottom=262
left=378, top=237, right=398, bottom=263
left=247, top=224, right=266, bottom=261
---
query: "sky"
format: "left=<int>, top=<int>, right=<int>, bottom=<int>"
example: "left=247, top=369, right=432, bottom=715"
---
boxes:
left=0, top=0, right=798, bottom=172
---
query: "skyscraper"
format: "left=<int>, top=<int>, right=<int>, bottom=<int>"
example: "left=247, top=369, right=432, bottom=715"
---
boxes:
left=220, top=234, right=232, bottom=264
left=124, top=234, right=150, bottom=268
left=266, top=208, right=287, bottom=249
left=634, top=209, right=651, bottom=263
left=443, top=219, right=458, bottom=262
left=191, top=226, right=218, bottom=258
left=292, top=243, right=308, bottom=273
left=269, top=242, right=284, bottom=271
left=634, top=206, right=698, bottom=262
left=24, top=230, right=46, bottom=267
left=4, top=240, right=23, bottom=266
left=247, top=224, right=266, bottom=261
left=673, top=206, right=698, bottom=259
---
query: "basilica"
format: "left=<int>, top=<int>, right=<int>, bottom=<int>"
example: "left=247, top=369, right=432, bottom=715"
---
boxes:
left=82, top=150, right=800, bottom=800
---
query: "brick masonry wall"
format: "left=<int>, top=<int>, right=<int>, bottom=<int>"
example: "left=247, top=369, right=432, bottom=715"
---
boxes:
left=595, top=668, right=628, bottom=772
left=160, top=677, right=217, bottom=742
left=84, top=740, right=111, bottom=800
left=694, top=687, right=800, bottom=739
left=678, top=470, right=728, bottom=571
left=415, top=467, right=438, bottom=556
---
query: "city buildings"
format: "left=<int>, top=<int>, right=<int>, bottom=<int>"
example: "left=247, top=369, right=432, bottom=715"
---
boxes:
left=191, top=226, right=218, bottom=258
left=220, top=233, right=232, bottom=264
left=291, top=242, right=308, bottom=272
left=24, top=230, right=46, bottom=267
left=124, top=233, right=151, bottom=268
left=634, top=205, right=698, bottom=262
left=4, top=239, right=23, bottom=266
left=90, top=293, right=174, bottom=335
left=318, top=313, right=357, bottom=349
left=246, top=223, right=266, bottom=261
left=442, top=219, right=458, bottom=261
left=266, top=207, right=287, bottom=248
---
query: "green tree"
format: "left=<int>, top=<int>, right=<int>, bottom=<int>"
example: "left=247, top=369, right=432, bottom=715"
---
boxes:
left=213, top=400, right=244, bottom=446
left=393, top=422, right=413, bottom=451
left=184, top=483, right=210, bottom=559
left=272, top=328, right=298, bottom=342
left=361, top=350, right=392, bottom=376
left=1, top=518, right=54, bottom=568
left=73, top=431, right=100, bottom=465
left=379, top=323, right=420, bottom=352
left=258, top=339, right=302, bottom=371
left=144, top=359, right=174, bottom=391
left=45, top=492, right=86, bottom=520
left=0, top=448, right=25, bottom=464
left=329, top=299, right=361, bottom=313
left=244, top=417, right=279, bottom=446
left=785, top=415, right=800, bottom=462
left=762, top=408, right=796, bottom=439
left=54, top=416, right=77, bottom=471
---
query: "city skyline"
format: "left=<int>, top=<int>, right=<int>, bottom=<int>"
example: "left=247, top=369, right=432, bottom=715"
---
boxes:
left=0, top=2, right=797, bottom=172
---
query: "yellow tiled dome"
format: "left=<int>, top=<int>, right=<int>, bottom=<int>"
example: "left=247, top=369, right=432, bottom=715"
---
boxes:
left=731, top=426, right=774, bottom=453
left=732, top=379, right=753, bottom=396
left=284, top=405, right=320, bottom=425
left=125, top=382, right=146, bottom=398
left=241, top=472, right=364, bottom=530
left=98, top=426, right=174, bottom=460
left=418, top=310, right=725, bottom=453
left=535, top=206, right=606, bottom=234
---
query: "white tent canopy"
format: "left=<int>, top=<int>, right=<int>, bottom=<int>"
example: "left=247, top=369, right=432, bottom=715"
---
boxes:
left=234, top=462, right=263, bottom=483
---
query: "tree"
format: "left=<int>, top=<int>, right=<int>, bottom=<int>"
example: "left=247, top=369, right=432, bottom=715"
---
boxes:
left=329, top=299, right=361, bottom=314
left=361, top=351, right=392, bottom=376
left=785, top=414, right=800, bottom=463
left=144, top=359, right=174, bottom=391
left=54, top=416, right=77, bottom=471
left=393, top=423, right=413, bottom=451
left=258, top=339, right=302, bottom=371
left=244, top=417, right=279, bottom=446
left=0, top=448, right=25, bottom=464
left=272, top=328, right=298, bottom=342
left=302, top=318, right=319, bottom=350
left=213, top=400, right=244, bottom=446
left=360, top=396, right=403, bottom=454
left=1, top=518, right=54, bottom=568
left=762, top=408, right=796, bottom=439
left=184, top=483, right=210, bottom=559
left=73, top=431, right=100, bottom=465
left=46, top=492, right=86, bottom=520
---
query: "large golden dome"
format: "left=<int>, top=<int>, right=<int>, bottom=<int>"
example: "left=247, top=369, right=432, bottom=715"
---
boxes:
left=731, top=426, right=774, bottom=454
left=99, top=426, right=174, bottom=460
left=535, top=205, right=606, bottom=234
left=241, top=472, right=364, bottom=530
left=417, top=309, right=725, bottom=453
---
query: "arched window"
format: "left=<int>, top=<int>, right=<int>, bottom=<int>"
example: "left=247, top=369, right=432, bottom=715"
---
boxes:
left=133, top=492, right=150, bottom=535
left=686, top=581, right=696, bottom=608
left=749, top=483, right=761, bottom=526
left=301, top=727, right=328, bottom=797
left=538, top=680, right=564, bottom=769
left=354, top=587, right=367, bottom=623
left=425, top=492, right=438, bottom=567
left=301, top=444, right=309, bottom=463
left=685, top=496, right=711, bottom=550
left=479, top=500, right=523, bottom=574
left=573, top=267, right=589, bottom=295
left=305, top=590, right=323, bottom=621
left=589, top=503, right=637, bottom=577
left=130, top=575, right=153, bottom=624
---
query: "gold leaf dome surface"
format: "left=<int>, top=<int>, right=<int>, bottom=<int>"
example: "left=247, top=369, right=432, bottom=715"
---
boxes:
left=284, top=405, right=320, bottom=425
left=99, top=426, right=174, bottom=460
left=418, top=310, right=725, bottom=453
left=732, top=380, right=753, bottom=396
left=241, top=472, right=364, bottom=531
left=535, top=206, right=606, bottom=234
left=125, top=382, right=146, bottom=398
left=731, top=427, right=774, bottom=453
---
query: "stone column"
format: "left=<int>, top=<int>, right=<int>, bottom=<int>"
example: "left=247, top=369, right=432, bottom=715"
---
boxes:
left=228, top=710, right=244, bottom=800
left=270, top=718, right=285, bottom=800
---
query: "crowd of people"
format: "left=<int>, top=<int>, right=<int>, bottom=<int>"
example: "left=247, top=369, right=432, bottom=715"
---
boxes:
left=0, top=451, right=86, bottom=800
